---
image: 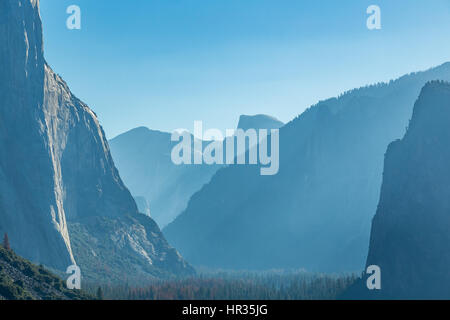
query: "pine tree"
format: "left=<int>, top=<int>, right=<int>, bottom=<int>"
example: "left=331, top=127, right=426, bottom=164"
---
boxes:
left=97, top=286, right=104, bottom=300
left=3, top=233, right=10, bottom=250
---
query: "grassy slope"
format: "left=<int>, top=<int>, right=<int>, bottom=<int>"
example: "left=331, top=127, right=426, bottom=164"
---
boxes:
left=0, top=245, right=92, bottom=300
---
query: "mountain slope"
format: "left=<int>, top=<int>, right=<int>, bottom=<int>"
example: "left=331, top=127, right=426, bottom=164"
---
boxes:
left=109, top=115, right=284, bottom=227
left=363, top=81, right=450, bottom=299
left=0, top=245, right=91, bottom=300
left=0, top=0, right=193, bottom=282
left=164, top=62, right=450, bottom=272
left=110, top=127, right=220, bottom=228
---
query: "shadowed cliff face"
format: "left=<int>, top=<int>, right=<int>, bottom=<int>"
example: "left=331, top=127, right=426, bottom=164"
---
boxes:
left=0, top=0, right=193, bottom=280
left=366, top=81, right=450, bottom=299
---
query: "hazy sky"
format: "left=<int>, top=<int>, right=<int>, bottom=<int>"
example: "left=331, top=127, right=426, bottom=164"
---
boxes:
left=39, top=0, right=450, bottom=138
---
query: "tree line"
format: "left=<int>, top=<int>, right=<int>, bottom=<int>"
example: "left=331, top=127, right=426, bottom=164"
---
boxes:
left=85, top=272, right=357, bottom=300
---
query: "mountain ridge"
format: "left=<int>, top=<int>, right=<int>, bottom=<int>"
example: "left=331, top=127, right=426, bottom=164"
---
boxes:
left=109, top=114, right=284, bottom=227
left=164, top=61, right=450, bottom=272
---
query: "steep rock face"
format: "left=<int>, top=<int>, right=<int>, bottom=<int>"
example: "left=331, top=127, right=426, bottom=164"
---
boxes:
left=134, top=196, right=151, bottom=217
left=0, top=0, right=193, bottom=280
left=365, top=81, right=450, bottom=299
left=43, top=65, right=138, bottom=222
left=68, top=214, right=193, bottom=283
left=0, top=0, right=73, bottom=270
left=164, top=63, right=450, bottom=272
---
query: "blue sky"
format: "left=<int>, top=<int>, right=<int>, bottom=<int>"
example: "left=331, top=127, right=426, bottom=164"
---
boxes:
left=39, top=0, right=450, bottom=138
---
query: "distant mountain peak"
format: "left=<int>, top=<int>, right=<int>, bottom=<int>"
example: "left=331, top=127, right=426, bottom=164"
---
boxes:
left=237, top=114, right=284, bottom=131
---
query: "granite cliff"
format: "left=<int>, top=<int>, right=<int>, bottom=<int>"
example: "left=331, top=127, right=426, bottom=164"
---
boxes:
left=0, top=0, right=193, bottom=282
